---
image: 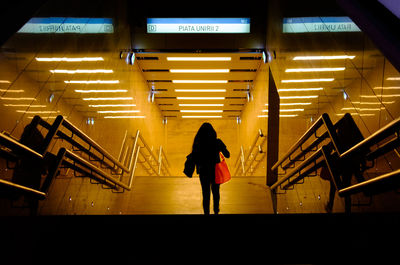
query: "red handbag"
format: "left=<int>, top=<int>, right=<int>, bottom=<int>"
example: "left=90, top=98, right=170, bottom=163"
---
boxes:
left=215, top=152, right=231, bottom=184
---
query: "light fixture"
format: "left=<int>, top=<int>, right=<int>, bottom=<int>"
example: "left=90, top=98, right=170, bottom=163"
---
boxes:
left=281, top=78, right=334, bottom=83
left=280, top=95, right=318, bottom=99
left=0, top=97, right=36, bottom=101
left=293, top=55, right=355, bottom=60
left=285, top=67, right=345, bottom=72
left=86, top=117, right=95, bottom=125
left=126, top=52, right=135, bottom=65
left=97, top=110, right=140, bottom=113
left=179, top=104, right=224, bottom=107
left=266, top=102, right=312, bottom=106
left=167, top=57, right=231, bottom=61
left=373, top=86, right=400, bottom=90
left=258, top=114, right=298, bottom=118
left=82, top=97, right=133, bottom=101
left=16, top=110, right=60, bottom=114
left=341, top=107, right=383, bottom=111
left=172, top=80, right=228, bottom=84
left=0, top=80, right=11, bottom=83
left=361, top=94, right=400, bottom=98
left=387, top=77, right=400, bottom=81
left=177, top=97, right=225, bottom=100
left=0, top=89, right=24, bottom=93
left=50, top=69, right=113, bottom=74
left=351, top=101, right=395, bottom=105
left=4, top=104, right=47, bottom=107
left=75, top=89, right=128, bottom=93
left=104, top=116, right=146, bottom=119
left=180, top=110, right=223, bottom=113
left=65, top=80, right=119, bottom=84
left=170, top=69, right=229, bottom=73
left=278, top=87, right=323, bottom=92
left=36, top=57, right=104, bottom=62
left=182, top=116, right=222, bottom=118
left=175, top=89, right=226, bottom=92
left=88, top=104, right=136, bottom=107
left=262, top=109, right=304, bottom=112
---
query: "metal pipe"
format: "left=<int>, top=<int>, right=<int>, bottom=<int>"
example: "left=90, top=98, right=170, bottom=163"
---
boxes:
left=0, top=132, right=43, bottom=159
left=0, top=179, right=46, bottom=200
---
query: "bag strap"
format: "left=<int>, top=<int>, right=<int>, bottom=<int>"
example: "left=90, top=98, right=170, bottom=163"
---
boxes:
left=219, top=152, right=225, bottom=161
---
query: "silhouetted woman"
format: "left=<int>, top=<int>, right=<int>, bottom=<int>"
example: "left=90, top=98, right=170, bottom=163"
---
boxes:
left=191, top=122, right=230, bottom=215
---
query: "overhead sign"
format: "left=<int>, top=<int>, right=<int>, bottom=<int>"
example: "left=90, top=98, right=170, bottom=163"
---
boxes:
left=147, top=18, right=250, bottom=33
left=18, top=17, right=114, bottom=34
left=283, top=17, right=361, bottom=33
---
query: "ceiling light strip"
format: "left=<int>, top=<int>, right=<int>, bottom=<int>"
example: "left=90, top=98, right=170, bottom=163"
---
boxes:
left=104, top=116, right=146, bottom=119
left=65, top=80, right=119, bottom=84
left=83, top=97, right=133, bottom=101
left=293, top=55, right=355, bottom=60
left=170, top=69, right=229, bottom=73
left=285, top=67, right=345, bottom=72
left=280, top=95, right=318, bottom=99
left=179, top=104, right=224, bottom=107
left=51, top=69, right=113, bottom=74
left=97, top=110, right=140, bottom=113
left=75, top=89, right=128, bottom=93
left=177, top=97, right=225, bottom=100
left=180, top=110, right=223, bottom=113
left=182, top=116, right=222, bottom=118
left=167, top=57, right=231, bottom=61
left=281, top=78, right=334, bottom=83
left=89, top=104, right=136, bottom=107
left=278, top=88, right=323, bottom=92
left=172, top=80, right=228, bottom=84
left=175, top=89, right=226, bottom=92
left=36, top=57, right=104, bottom=62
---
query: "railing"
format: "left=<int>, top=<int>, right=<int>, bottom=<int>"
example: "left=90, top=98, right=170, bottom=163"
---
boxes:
left=132, top=130, right=171, bottom=177
left=234, top=129, right=266, bottom=176
left=270, top=112, right=400, bottom=213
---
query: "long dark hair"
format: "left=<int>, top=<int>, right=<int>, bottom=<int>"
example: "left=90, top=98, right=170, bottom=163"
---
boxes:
left=192, top=122, right=217, bottom=156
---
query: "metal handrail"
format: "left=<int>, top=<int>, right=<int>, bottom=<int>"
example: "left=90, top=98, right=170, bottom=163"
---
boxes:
left=0, top=178, right=46, bottom=200
left=0, top=132, right=43, bottom=160
left=234, top=129, right=266, bottom=176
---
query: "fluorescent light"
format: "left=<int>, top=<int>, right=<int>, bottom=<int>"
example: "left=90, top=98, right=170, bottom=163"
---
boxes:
left=175, top=89, right=226, bottom=92
left=83, top=97, right=133, bottom=101
left=285, top=67, right=345, bottom=72
left=258, top=114, right=298, bottom=118
left=387, top=77, right=400, bottom=81
left=180, top=110, right=223, bottom=113
left=89, top=104, right=136, bottom=107
left=97, top=110, right=140, bottom=113
left=266, top=102, right=312, bottom=106
left=0, top=97, right=36, bottom=101
left=4, top=104, right=46, bottom=107
left=0, top=89, right=24, bottom=93
left=280, top=95, right=318, bottom=99
left=65, top=80, right=119, bottom=84
left=373, top=86, right=400, bottom=90
left=51, top=69, right=113, bottom=74
left=104, top=116, right=146, bottom=119
left=179, top=104, right=224, bottom=107
left=36, top=57, right=104, bottom=62
left=293, top=55, right=355, bottom=60
left=361, top=94, right=400, bottom=98
left=281, top=78, right=334, bottom=83
left=172, top=80, right=228, bottom=84
left=16, top=110, right=59, bottom=114
left=170, top=69, right=229, bottom=73
left=351, top=101, right=395, bottom=105
left=75, top=89, right=128, bottom=93
left=336, top=113, right=375, bottom=117
left=341, top=107, right=383, bottom=111
left=182, top=116, right=222, bottom=118
left=262, top=109, right=304, bottom=112
left=177, top=97, right=225, bottom=100
left=278, top=87, right=323, bottom=92
left=0, top=80, right=11, bottom=83
left=167, top=57, right=231, bottom=61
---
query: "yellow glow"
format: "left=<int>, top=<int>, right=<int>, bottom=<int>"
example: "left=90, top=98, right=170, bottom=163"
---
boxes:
left=293, top=55, right=355, bottom=60
left=172, top=80, right=228, bottom=84
left=0, top=89, right=24, bottom=93
left=179, top=104, right=224, bottom=107
left=351, top=101, right=395, bottom=105
left=180, top=110, right=223, bottom=113
left=175, top=89, right=226, bottom=92
left=177, top=97, right=225, bottom=100
left=341, top=107, right=383, bottom=111
left=75, top=89, right=128, bottom=93
left=27, top=116, right=58, bottom=119
left=167, top=57, right=231, bottom=61
left=51, top=69, right=113, bottom=74
left=4, top=104, right=46, bottom=107
left=89, top=104, right=136, bottom=107
left=280, top=95, right=318, bottom=99
left=0, top=80, right=11, bottom=83
left=104, top=116, right=146, bottom=119
left=285, top=67, right=345, bottom=72
left=16, top=110, right=59, bottom=114
left=278, top=88, right=323, bottom=92
left=36, top=57, right=104, bottom=62
left=281, top=78, right=334, bottom=83
left=65, top=80, right=119, bottom=84
left=170, top=69, right=229, bottom=73
left=0, top=97, right=36, bottom=101
left=97, top=110, right=140, bottom=113
left=82, top=97, right=133, bottom=101
left=387, top=77, right=400, bottom=81
left=336, top=113, right=375, bottom=117
left=182, top=116, right=222, bottom=118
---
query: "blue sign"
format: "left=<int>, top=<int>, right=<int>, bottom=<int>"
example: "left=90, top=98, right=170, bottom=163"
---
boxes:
left=283, top=17, right=361, bottom=33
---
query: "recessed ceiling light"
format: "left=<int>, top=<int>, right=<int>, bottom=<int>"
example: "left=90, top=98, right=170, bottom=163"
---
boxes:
left=82, top=97, right=133, bottom=101
left=182, top=116, right=223, bottom=118
left=281, top=78, right=334, bottom=83
left=170, top=69, right=229, bottom=73
left=36, top=57, right=104, bottom=62
left=293, top=55, right=355, bottom=60
left=177, top=97, right=225, bottom=100
left=179, top=104, right=224, bottom=107
left=65, top=80, right=119, bottom=84
left=180, top=110, right=223, bottom=113
left=50, top=69, right=113, bottom=74
left=75, top=89, right=128, bottom=93
left=167, top=57, right=231, bottom=61
left=285, top=67, right=345, bottom=72
left=172, top=80, right=228, bottom=84
left=175, top=89, right=226, bottom=92
left=278, top=88, right=323, bottom=92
